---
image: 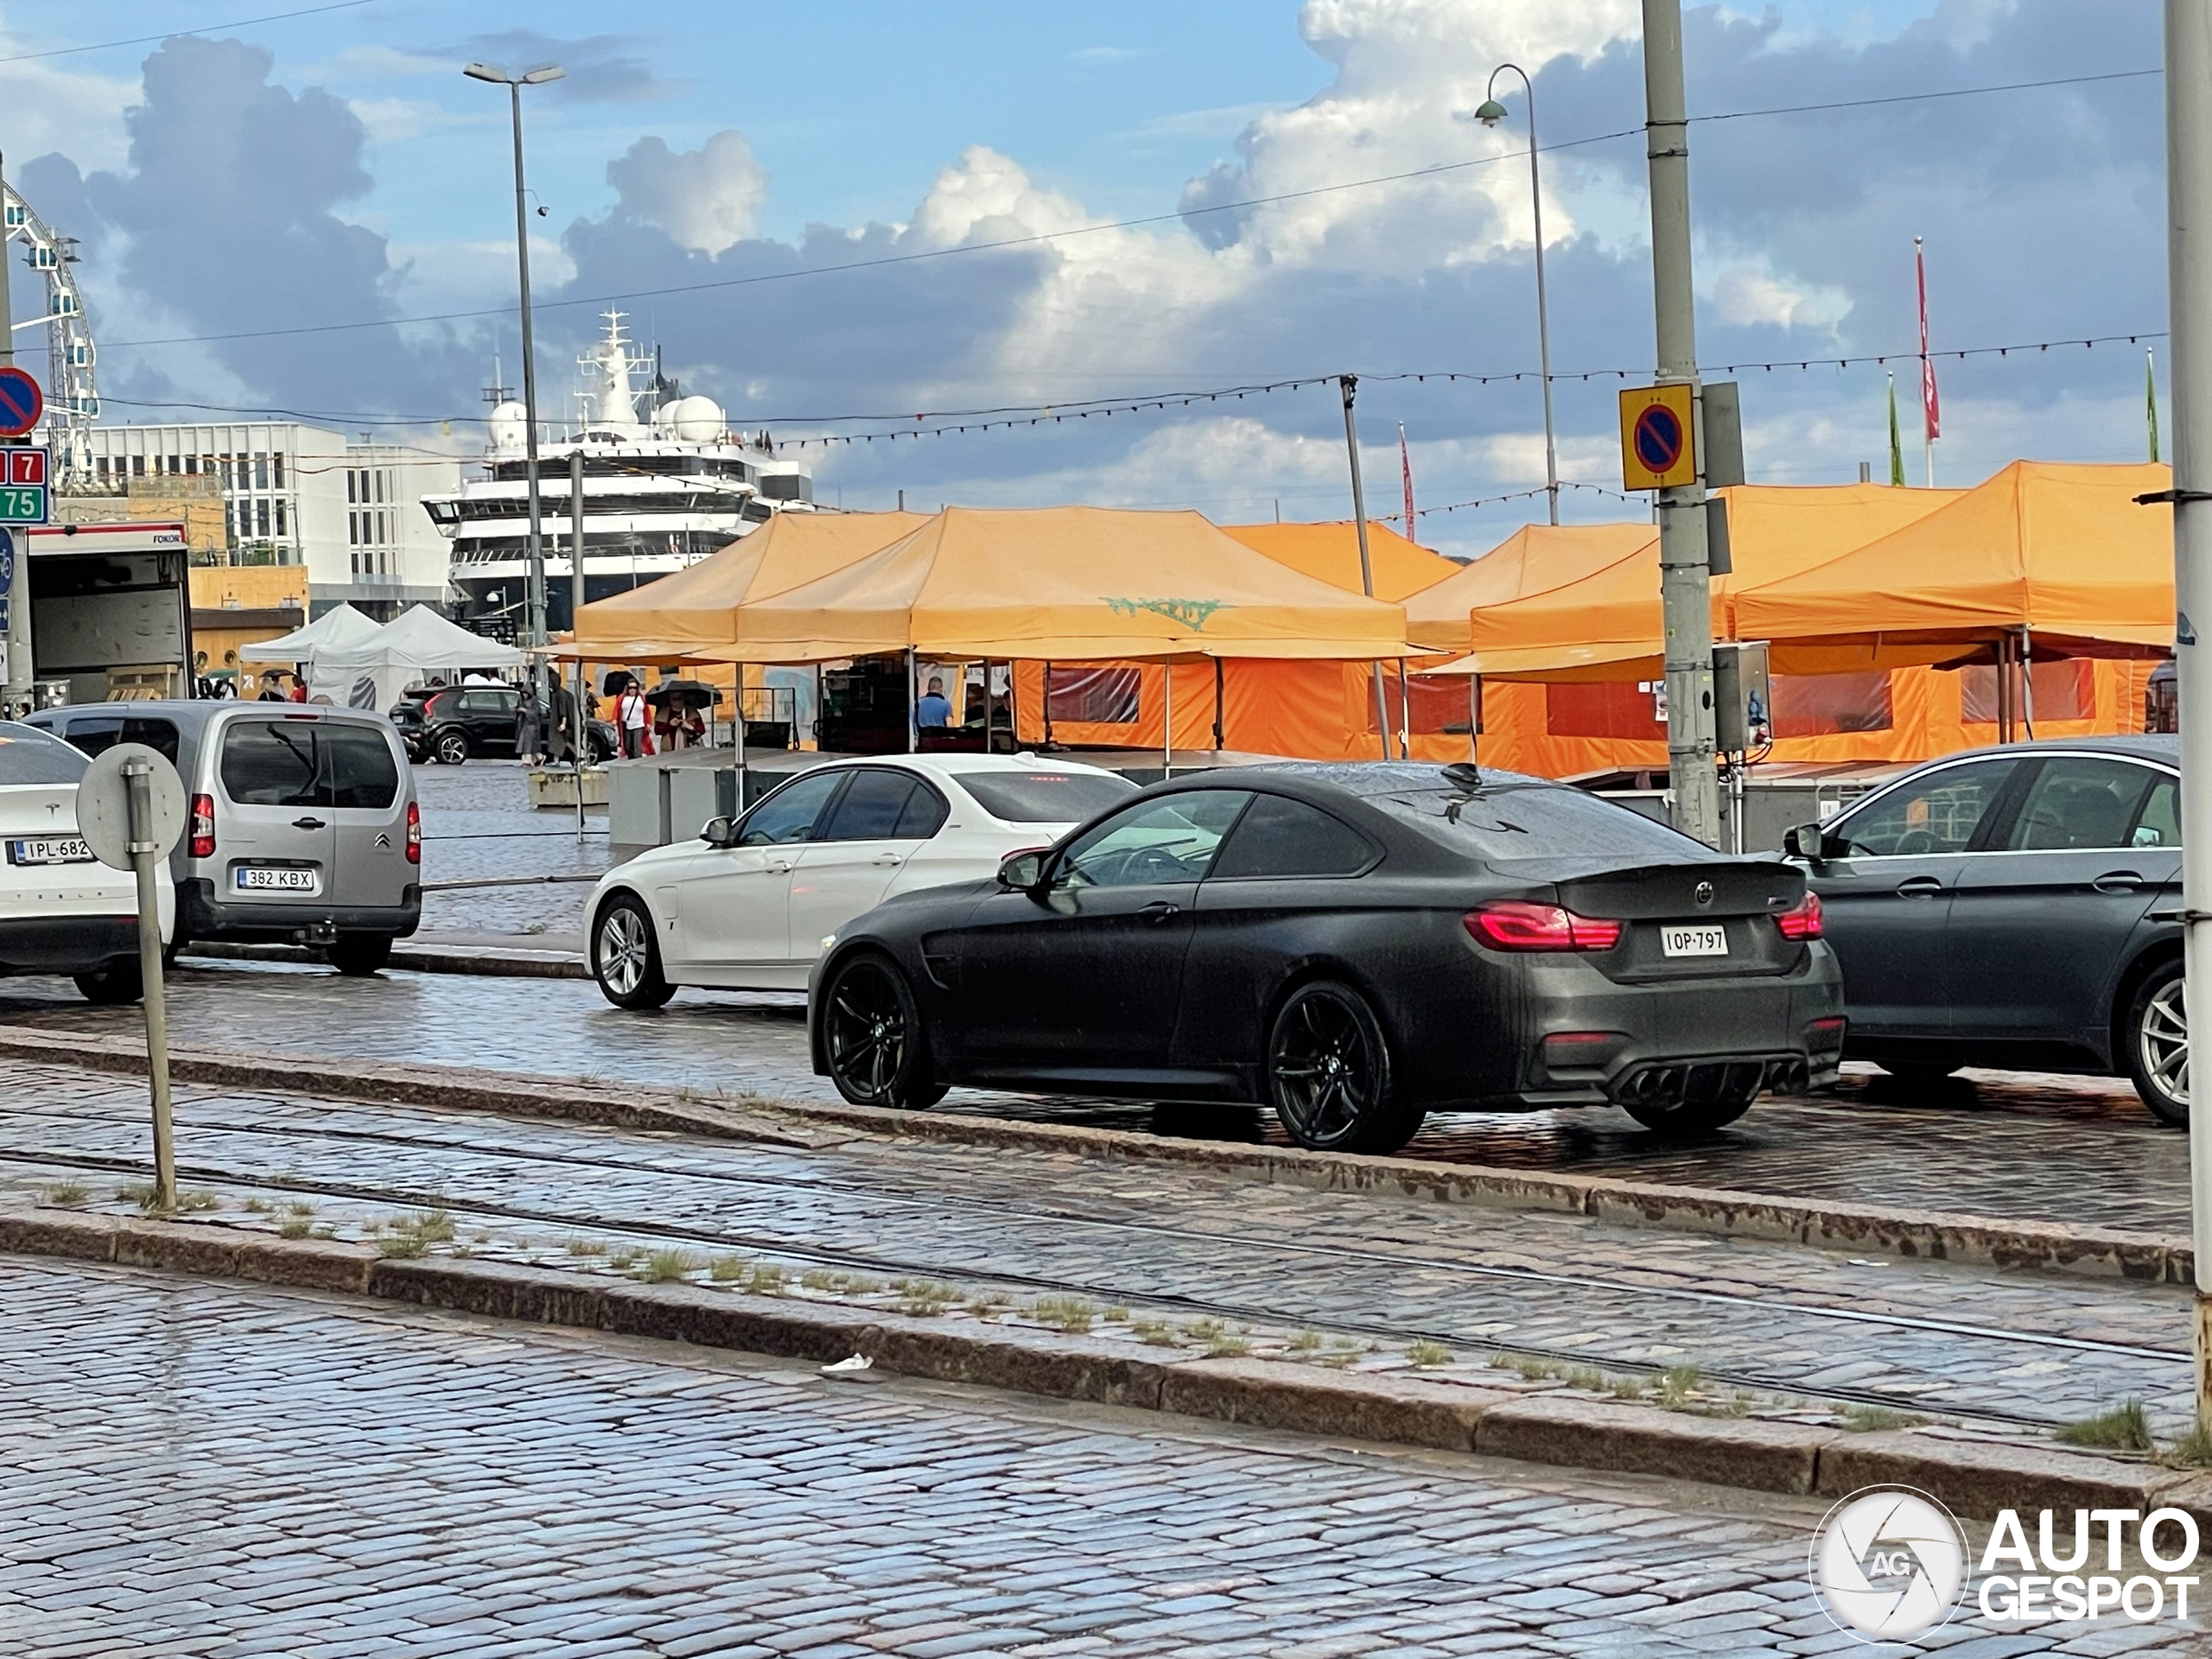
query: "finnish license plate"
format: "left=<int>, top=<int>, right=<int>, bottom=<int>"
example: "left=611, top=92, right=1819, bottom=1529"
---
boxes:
left=235, top=866, right=319, bottom=894
left=7, top=836, right=93, bottom=866
left=1661, top=924, right=1728, bottom=958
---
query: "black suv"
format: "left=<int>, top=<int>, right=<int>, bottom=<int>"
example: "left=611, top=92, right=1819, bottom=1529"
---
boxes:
left=390, top=686, right=617, bottom=766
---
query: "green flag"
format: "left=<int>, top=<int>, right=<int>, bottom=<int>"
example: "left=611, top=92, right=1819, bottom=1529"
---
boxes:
left=1887, top=374, right=1905, bottom=486
left=2149, top=349, right=2162, bottom=464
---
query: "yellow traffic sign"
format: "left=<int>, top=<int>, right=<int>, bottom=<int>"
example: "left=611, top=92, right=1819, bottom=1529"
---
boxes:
left=1619, top=382, right=1697, bottom=490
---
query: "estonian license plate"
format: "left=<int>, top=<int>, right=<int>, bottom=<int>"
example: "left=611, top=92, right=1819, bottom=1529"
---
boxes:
left=1660, top=924, right=1729, bottom=958
left=235, top=866, right=319, bottom=894
left=7, top=836, right=93, bottom=866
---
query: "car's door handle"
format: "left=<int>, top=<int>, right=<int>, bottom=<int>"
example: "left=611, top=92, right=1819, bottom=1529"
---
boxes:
left=1139, top=900, right=1181, bottom=924
left=1894, top=876, right=1944, bottom=897
left=767, top=861, right=793, bottom=874
left=292, top=817, right=327, bottom=830
left=874, top=854, right=904, bottom=867
left=2094, top=871, right=2145, bottom=893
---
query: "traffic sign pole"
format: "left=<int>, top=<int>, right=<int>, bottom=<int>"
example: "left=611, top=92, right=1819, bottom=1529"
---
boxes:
left=127, top=759, right=178, bottom=1211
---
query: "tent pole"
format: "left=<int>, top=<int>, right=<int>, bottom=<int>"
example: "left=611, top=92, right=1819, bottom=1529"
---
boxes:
left=1338, top=374, right=1394, bottom=761
left=1042, top=660, right=1053, bottom=748
left=1212, top=658, right=1225, bottom=752
left=1163, top=662, right=1173, bottom=780
left=1395, top=661, right=1412, bottom=760
left=1469, top=675, right=1481, bottom=763
left=2020, top=625, right=2036, bottom=740
left=734, top=660, right=748, bottom=810
left=906, top=647, right=918, bottom=753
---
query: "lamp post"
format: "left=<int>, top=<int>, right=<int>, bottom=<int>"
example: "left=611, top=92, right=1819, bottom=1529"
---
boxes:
left=464, top=60, right=564, bottom=715
left=1476, top=65, right=1559, bottom=526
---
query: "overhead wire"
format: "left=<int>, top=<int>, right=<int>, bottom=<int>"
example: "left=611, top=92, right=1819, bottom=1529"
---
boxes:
left=0, top=0, right=372, bottom=65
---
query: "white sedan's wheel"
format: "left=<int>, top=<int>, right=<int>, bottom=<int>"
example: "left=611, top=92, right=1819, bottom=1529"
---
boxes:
left=592, top=895, right=675, bottom=1010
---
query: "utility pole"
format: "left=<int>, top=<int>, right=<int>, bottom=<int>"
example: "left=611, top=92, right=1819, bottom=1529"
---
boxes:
left=0, top=149, right=25, bottom=716
left=1642, top=0, right=1721, bottom=847
left=2159, top=0, right=2212, bottom=1435
left=1338, top=376, right=1394, bottom=761
left=569, top=447, right=588, bottom=836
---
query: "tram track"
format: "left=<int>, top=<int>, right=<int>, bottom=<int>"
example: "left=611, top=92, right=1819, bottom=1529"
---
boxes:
left=0, top=1096, right=2189, bottom=1432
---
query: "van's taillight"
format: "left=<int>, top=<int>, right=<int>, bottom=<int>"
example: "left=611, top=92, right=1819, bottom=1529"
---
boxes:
left=405, top=800, right=421, bottom=865
left=188, top=794, right=215, bottom=860
left=1776, top=891, right=1823, bottom=941
left=1465, top=901, right=1624, bottom=952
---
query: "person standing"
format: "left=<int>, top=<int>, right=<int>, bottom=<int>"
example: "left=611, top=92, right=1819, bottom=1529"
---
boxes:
left=916, top=675, right=952, bottom=730
left=614, top=671, right=656, bottom=759
left=517, top=684, right=544, bottom=766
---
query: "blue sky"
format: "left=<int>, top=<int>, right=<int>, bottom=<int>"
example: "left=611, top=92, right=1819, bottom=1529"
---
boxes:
left=0, top=0, right=2174, bottom=554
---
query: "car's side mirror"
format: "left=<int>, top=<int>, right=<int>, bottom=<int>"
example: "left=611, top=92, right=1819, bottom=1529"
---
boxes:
left=1783, top=822, right=1830, bottom=862
left=701, top=816, right=734, bottom=848
left=997, top=848, right=1046, bottom=893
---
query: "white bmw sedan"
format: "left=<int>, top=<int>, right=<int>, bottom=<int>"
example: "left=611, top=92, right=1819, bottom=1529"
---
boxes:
left=587, top=753, right=1136, bottom=1007
left=0, top=721, right=175, bottom=1003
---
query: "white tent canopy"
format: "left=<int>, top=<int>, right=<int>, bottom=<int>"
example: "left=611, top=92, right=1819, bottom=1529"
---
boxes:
left=235, top=601, right=383, bottom=663
left=307, top=604, right=524, bottom=711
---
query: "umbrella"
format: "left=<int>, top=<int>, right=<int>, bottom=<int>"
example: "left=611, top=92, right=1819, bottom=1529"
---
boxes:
left=644, top=678, right=726, bottom=707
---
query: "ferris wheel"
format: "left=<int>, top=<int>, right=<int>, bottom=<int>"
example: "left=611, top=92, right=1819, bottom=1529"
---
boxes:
left=2, top=177, right=99, bottom=486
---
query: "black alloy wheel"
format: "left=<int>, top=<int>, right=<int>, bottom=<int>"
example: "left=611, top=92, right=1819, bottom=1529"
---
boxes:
left=1265, top=981, right=1425, bottom=1155
left=433, top=728, right=470, bottom=766
left=822, top=955, right=945, bottom=1109
left=592, top=894, right=677, bottom=1010
left=2126, top=958, right=2189, bottom=1127
left=73, top=962, right=144, bottom=1005
left=326, top=935, right=393, bottom=976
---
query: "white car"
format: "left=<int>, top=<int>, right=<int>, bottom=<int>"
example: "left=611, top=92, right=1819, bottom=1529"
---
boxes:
left=588, top=753, right=1138, bottom=1006
left=0, top=721, right=175, bottom=1003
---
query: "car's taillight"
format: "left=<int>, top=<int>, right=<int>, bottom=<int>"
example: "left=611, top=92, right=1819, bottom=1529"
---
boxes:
left=1465, top=901, right=1623, bottom=952
left=1776, top=890, right=1823, bottom=941
left=405, top=800, right=421, bottom=865
left=188, top=793, right=215, bottom=860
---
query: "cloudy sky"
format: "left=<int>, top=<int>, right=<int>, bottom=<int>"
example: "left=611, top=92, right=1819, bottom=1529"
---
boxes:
left=0, top=0, right=2171, bottom=556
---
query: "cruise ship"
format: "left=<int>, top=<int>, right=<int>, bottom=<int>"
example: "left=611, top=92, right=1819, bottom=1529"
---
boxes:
left=425, top=312, right=815, bottom=632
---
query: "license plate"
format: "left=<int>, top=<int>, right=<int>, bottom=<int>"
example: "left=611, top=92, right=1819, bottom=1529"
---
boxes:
left=7, top=836, right=93, bottom=866
left=235, top=866, right=319, bottom=893
left=1661, top=924, right=1728, bottom=958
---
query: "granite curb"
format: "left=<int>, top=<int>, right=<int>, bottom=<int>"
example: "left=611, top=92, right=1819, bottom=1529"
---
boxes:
left=1, top=1025, right=2183, bottom=1285
left=3, top=1205, right=2198, bottom=1526
left=179, top=941, right=589, bottom=980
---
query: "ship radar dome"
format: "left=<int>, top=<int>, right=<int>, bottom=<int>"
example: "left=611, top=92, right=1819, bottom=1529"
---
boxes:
left=670, top=394, right=726, bottom=443
left=488, top=400, right=528, bottom=453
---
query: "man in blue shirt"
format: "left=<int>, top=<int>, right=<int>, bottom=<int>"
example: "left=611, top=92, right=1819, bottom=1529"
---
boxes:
left=915, top=675, right=952, bottom=729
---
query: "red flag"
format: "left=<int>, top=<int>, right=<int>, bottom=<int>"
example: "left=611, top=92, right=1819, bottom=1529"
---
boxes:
left=1399, top=423, right=1416, bottom=544
left=1916, top=237, right=1941, bottom=442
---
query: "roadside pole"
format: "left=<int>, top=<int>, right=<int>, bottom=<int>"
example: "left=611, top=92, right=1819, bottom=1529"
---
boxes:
left=78, top=744, right=186, bottom=1214
left=569, top=448, right=588, bottom=837
left=1642, top=0, right=1722, bottom=847
left=0, top=149, right=26, bottom=717
left=1337, top=375, right=1394, bottom=761
left=2162, top=0, right=2212, bottom=1433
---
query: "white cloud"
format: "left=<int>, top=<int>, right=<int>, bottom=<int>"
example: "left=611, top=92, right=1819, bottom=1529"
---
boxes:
left=1709, top=259, right=1853, bottom=334
left=606, top=129, right=767, bottom=255
left=0, top=44, right=134, bottom=174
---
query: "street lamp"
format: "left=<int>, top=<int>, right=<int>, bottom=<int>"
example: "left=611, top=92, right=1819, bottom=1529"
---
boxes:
left=1476, top=64, right=1560, bottom=526
left=464, top=60, right=564, bottom=713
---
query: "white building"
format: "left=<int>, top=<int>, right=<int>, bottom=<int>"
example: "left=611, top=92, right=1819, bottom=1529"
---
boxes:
left=79, top=423, right=461, bottom=617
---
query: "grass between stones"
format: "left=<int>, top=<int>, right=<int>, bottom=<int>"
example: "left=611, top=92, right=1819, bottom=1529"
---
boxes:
left=2056, top=1398, right=2155, bottom=1452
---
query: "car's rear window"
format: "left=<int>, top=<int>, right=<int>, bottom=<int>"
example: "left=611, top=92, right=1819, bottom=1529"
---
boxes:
left=957, top=769, right=1136, bottom=823
left=325, top=725, right=400, bottom=810
left=1370, top=781, right=1715, bottom=863
left=0, top=724, right=91, bottom=785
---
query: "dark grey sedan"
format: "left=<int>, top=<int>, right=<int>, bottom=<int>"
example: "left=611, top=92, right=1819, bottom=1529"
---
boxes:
left=810, top=763, right=1846, bottom=1154
left=1787, top=736, right=2185, bottom=1122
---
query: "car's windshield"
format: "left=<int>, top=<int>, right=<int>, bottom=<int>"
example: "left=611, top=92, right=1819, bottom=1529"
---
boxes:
left=0, top=723, right=92, bottom=785
left=957, top=769, right=1136, bottom=823
left=1370, top=780, right=1713, bottom=863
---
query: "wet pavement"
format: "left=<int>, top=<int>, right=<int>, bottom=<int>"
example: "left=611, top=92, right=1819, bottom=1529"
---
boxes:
left=1, top=1058, right=2192, bottom=1433
left=21, top=1255, right=2194, bottom=1658
left=412, top=760, right=608, bottom=938
left=0, top=955, right=2182, bottom=1239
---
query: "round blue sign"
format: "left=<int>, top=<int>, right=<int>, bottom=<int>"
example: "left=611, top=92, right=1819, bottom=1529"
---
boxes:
left=1632, top=404, right=1685, bottom=475
left=0, top=366, right=41, bottom=438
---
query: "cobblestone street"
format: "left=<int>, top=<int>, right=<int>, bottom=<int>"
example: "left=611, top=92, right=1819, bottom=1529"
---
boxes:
left=6, top=1254, right=2201, bottom=1658
left=0, top=1057, right=2193, bottom=1434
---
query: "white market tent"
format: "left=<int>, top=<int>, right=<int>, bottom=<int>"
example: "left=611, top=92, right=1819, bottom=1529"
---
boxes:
left=308, top=604, right=525, bottom=710
left=235, top=601, right=384, bottom=664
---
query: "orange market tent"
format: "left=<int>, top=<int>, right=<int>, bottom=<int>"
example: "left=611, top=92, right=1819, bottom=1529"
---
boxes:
left=732, top=505, right=1411, bottom=663
left=1402, top=522, right=1657, bottom=652
left=1731, top=461, right=2175, bottom=669
left=1008, top=520, right=1452, bottom=757
left=571, top=510, right=931, bottom=659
